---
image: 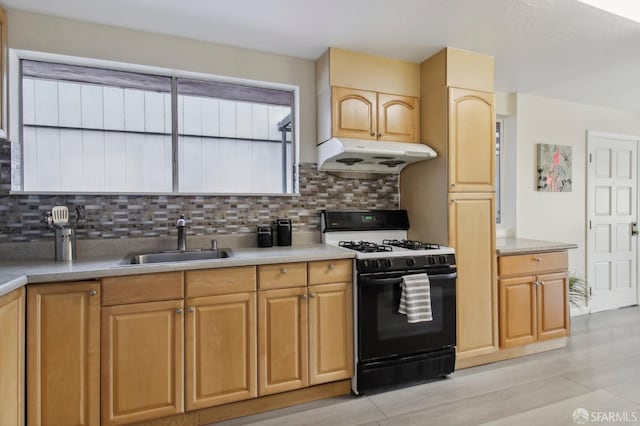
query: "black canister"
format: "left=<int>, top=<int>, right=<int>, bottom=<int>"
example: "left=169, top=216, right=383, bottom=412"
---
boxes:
left=276, top=219, right=292, bottom=246
left=257, top=226, right=273, bottom=248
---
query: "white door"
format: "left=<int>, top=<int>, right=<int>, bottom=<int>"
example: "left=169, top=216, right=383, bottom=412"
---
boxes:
left=587, top=132, right=638, bottom=312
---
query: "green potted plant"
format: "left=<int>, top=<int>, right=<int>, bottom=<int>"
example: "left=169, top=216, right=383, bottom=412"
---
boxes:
left=568, top=273, right=589, bottom=308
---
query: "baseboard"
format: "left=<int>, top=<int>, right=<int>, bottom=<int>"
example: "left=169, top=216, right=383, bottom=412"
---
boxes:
left=455, top=337, right=568, bottom=369
left=132, top=380, right=352, bottom=426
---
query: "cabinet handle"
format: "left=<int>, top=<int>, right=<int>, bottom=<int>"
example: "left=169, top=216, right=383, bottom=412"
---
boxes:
left=533, top=281, right=539, bottom=286
left=539, top=281, right=545, bottom=286
left=378, top=133, right=383, bottom=137
left=451, top=183, right=456, bottom=187
left=88, top=289, right=97, bottom=296
left=534, top=257, right=542, bottom=263
left=176, top=308, right=183, bottom=314
left=281, top=268, right=288, bottom=274
left=187, top=306, right=195, bottom=313
left=301, top=294, right=307, bottom=300
left=310, top=293, right=316, bottom=298
left=370, top=132, right=375, bottom=136
left=328, top=263, right=336, bottom=270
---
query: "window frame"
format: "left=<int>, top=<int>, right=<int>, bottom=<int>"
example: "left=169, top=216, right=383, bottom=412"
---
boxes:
left=9, top=48, right=301, bottom=195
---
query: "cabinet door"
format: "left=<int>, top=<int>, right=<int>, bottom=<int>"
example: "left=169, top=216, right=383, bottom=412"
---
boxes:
left=537, top=272, right=570, bottom=341
left=308, top=282, right=353, bottom=385
left=27, top=282, right=100, bottom=426
left=499, top=277, right=537, bottom=348
left=449, top=193, right=498, bottom=358
left=185, top=292, right=257, bottom=410
left=331, top=86, right=377, bottom=140
left=448, top=87, right=495, bottom=192
left=377, top=93, right=419, bottom=143
left=258, top=287, right=308, bottom=395
left=0, top=288, right=24, bottom=426
left=101, top=300, right=184, bottom=425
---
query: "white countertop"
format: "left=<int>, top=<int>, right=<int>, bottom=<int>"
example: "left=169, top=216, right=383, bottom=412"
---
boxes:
left=496, top=237, right=578, bottom=255
left=0, top=244, right=355, bottom=297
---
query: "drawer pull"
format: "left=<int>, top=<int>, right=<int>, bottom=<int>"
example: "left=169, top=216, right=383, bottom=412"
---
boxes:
left=534, top=257, right=542, bottom=263
left=309, top=293, right=316, bottom=298
left=176, top=308, right=183, bottom=314
left=88, top=289, right=97, bottom=296
left=187, top=306, right=195, bottom=313
left=281, top=268, right=288, bottom=274
left=300, top=294, right=307, bottom=300
left=328, top=263, right=336, bottom=270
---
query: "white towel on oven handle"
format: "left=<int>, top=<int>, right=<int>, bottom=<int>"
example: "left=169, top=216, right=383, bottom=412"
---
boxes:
left=399, top=273, right=433, bottom=323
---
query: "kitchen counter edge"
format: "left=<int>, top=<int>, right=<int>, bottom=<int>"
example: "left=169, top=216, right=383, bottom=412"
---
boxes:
left=496, top=237, right=578, bottom=256
left=0, top=244, right=355, bottom=297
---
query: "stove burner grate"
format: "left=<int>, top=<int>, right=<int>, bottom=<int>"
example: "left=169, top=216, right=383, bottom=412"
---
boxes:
left=382, top=239, right=441, bottom=250
left=339, top=240, right=393, bottom=253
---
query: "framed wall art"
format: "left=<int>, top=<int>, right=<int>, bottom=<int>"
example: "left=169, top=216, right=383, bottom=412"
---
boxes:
left=536, top=143, right=572, bottom=192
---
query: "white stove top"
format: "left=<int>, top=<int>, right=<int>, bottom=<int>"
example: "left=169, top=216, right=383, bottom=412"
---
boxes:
left=322, top=230, right=455, bottom=259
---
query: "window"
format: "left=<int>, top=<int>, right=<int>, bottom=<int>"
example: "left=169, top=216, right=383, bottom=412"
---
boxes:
left=18, top=56, right=297, bottom=194
left=495, top=119, right=502, bottom=224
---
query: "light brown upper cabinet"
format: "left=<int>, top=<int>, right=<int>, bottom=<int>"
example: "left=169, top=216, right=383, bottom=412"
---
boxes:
left=27, top=282, right=100, bottom=426
left=448, top=87, right=496, bottom=192
left=316, top=47, right=421, bottom=144
left=0, top=288, right=25, bottom=426
left=0, top=7, right=7, bottom=139
left=332, top=87, right=419, bottom=143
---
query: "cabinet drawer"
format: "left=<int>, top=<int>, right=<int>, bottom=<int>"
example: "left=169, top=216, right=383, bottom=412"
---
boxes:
left=308, top=259, right=352, bottom=285
left=101, top=272, right=184, bottom=306
left=499, top=251, right=568, bottom=277
left=185, top=266, right=256, bottom=297
left=258, top=262, right=307, bottom=290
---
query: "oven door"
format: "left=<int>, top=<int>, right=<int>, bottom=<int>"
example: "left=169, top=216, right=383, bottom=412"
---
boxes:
left=358, top=269, right=456, bottom=362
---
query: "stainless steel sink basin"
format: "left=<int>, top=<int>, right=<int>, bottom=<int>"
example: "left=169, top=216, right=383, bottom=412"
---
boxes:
left=119, top=249, right=235, bottom=265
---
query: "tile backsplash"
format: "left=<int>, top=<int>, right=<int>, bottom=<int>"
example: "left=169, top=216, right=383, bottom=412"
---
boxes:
left=0, top=163, right=398, bottom=243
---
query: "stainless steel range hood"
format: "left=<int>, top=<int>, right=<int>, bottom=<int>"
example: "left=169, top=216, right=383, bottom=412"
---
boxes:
left=317, top=138, right=437, bottom=174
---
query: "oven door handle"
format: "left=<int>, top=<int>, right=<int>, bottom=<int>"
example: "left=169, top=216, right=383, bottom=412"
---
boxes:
left=359, top=271, right=457, bottom=285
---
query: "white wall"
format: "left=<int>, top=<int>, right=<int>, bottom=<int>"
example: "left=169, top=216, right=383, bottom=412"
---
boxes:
left=6, top=8, right=316, bottom=162
left=514, top=93, right=640, bottom=277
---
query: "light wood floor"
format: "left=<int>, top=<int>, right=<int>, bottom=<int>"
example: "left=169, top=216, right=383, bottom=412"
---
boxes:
left=215, top=306, right=640, bottom=425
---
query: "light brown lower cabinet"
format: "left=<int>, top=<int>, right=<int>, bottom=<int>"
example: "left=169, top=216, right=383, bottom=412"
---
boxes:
left=258, top=261, right=353, bottom=395
left=449, top=193, right=498, bottom=359
left=101, top=299, right=184, bottom=425
left=499, top=272, right=569, bottom=348
left=185, top=292, right=257, bottom=410
left=308, top=282, right=353, bottom=385
left=26, top=282, right=100, bottom=426
left=0, top=288, right=25, bottom=426
left=258, top=286, right=309, bottom=396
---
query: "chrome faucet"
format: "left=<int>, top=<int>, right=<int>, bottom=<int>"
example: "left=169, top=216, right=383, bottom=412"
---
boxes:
left=176, top=215, right=186, bottom=251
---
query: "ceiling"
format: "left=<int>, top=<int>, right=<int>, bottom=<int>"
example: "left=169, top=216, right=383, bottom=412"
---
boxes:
left=4, top=0, right=640, bottom=113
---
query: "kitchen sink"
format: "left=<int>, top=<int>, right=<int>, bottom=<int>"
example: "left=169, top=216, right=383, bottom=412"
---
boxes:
left=118, top=248, right=236, bottom=265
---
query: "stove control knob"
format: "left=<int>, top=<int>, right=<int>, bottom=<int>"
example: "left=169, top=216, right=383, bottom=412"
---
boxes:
left=427, top=256, right=436, bottom=265
left=381, top=259, right=392, bottom=269
left=362, top=260, right=370, bottom=269
left=406, top=257, right=416, bottom=267
left=439, top=255, right=447, bottom=264
left=370, top=259, right=381, bottom=270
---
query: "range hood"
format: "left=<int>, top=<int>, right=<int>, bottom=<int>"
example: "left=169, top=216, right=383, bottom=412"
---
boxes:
left=317, top=138, right=437, bottom=174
